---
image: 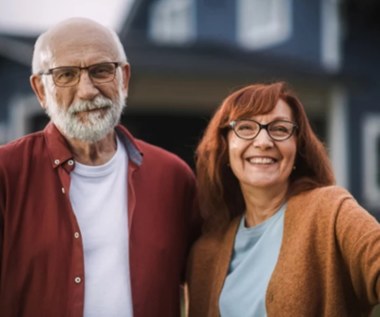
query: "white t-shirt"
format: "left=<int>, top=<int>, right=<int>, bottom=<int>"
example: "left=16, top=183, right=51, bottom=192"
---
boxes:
left=70, top=137, right=133, bottom=317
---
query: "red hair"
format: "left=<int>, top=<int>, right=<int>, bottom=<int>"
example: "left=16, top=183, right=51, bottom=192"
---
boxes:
left=195, top=82, right=335, bottom=230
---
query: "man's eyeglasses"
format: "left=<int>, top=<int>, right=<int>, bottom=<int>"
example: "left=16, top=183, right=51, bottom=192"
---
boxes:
left=39, top=62, right=122, bottom=87
left=229, top=119, right=298, bottom=141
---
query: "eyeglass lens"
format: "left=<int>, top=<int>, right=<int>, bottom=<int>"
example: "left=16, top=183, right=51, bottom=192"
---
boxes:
left=232, top=120, right=296, bottom=141
left=51, top=63, right=117, bottom=86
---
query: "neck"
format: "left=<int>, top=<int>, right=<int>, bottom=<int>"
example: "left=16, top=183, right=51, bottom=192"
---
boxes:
left=65, top=131, right=117, bottom=166
left=241, top=184, right=288, bottom=227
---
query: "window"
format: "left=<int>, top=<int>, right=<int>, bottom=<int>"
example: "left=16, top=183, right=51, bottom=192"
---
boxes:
left=149, top=0, right=196, bottom=44
left=4, top=94, right=42, bottom=142
left=327, top=85, right=348, bottom=188
left=321, top=0, right=342, bottom=70
left=362, top=115, right=380, bottom=208
left=237, top=0, right=292, bottom=50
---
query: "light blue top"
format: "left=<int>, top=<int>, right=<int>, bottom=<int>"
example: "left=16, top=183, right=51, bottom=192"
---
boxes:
left=219, top=204, right=286, bottom=317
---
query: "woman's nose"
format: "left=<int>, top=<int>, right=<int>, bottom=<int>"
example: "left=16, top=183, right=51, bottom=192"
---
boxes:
left=252, top=128, right=274, bottom=148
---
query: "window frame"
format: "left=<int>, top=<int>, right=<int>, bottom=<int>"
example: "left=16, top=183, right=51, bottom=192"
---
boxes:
left=236, top=0, right=292, bottom=50
left=148, top=0, right=196, bottom=44
left=362, top=114, right=380, bottom=208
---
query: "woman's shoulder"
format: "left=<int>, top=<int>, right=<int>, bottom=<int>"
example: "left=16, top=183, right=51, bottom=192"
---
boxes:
left=284, top=185, right=357, bottom=226
left=290, top=185, right=354, bottom=208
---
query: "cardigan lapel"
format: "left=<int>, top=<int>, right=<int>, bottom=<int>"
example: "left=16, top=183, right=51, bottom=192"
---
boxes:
left=208, top=216, right=242, bottom=316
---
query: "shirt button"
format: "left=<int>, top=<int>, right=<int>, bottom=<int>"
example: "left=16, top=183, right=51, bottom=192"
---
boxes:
left=74, top=277, right=81, bottom=284
left=74, top=232, right=80, bottom=239
left=68, top=160, right=74, bottom=166
left=54, top=159, right=60, bottom=165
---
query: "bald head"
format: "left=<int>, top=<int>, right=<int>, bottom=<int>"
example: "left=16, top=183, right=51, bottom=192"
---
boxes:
left=32, top=17, right=127, bottom=74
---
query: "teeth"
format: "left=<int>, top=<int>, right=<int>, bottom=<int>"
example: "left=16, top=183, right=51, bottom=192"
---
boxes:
left=248, top=157, right=275, bottom=164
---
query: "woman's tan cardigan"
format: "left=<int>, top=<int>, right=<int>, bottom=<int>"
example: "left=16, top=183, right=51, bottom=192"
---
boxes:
left=187, top=186, right=380, bottom=317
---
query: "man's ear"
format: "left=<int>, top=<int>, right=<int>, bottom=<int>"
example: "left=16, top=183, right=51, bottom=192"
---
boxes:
left=121, top=63, right=131, bottom=94
left=30, top=74, right=47, bottom=109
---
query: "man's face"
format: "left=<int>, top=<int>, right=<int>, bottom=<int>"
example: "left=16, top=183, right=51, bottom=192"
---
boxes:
left=34, top=22, right=130, bottom=142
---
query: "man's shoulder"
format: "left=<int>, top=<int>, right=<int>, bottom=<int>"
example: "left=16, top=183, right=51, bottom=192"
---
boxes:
left=0, top=131, right=45, bottom=157
left=136, top=138, right=193, bottom=172
left=136, top=138, right=178, bottom=158
left=0, top=131, right=46, bottom=176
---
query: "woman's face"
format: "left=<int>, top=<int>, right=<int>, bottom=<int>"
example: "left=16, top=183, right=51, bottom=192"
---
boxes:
left=227, top=99, right=297, bottom=194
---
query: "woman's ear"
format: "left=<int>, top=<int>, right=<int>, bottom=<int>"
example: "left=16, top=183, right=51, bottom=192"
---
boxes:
left=30, top=74, right=47, bottom=109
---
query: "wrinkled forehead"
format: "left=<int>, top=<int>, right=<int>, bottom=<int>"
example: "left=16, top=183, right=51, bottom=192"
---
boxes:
left=37, top=20, right=120, bottom=67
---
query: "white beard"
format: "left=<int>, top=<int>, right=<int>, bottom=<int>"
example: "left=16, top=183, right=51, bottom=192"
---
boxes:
left=44, top=83, right=126, bottom=142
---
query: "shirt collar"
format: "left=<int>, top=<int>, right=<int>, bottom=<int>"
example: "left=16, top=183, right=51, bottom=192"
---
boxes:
left=43, top=122, right=74, bottom=169
left=43, top=122, right=143, bottom=169
left=115, top=125, right=143, bottom=166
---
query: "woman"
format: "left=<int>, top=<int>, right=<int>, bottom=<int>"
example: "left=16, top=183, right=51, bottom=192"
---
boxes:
left=187, top=82, right=380, bottom=317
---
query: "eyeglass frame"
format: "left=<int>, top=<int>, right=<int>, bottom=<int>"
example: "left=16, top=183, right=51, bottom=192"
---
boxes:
left=38, top=62, right=123, bottom=87
left=229, top=118, right=298, bottom=142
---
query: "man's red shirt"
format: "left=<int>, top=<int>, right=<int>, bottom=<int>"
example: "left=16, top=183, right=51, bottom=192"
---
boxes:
left=0, top=123, right=199, bottom=317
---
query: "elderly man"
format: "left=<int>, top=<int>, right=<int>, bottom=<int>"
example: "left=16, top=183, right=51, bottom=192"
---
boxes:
left=0, top=18, right=199, bottom=317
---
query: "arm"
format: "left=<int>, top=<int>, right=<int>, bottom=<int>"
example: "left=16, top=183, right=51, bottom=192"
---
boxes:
left=0, top=162, right=4, bottom=282
left=336, top=197, right=380, bottom=304
left=182, top=168, right=202, bottom=283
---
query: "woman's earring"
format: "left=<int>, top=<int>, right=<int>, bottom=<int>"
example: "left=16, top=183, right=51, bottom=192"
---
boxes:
left=293, top=165, right=296, bottom=170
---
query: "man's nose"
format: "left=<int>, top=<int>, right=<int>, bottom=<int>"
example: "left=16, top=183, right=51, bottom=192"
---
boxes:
left=76, top=71, right=99, bottom=100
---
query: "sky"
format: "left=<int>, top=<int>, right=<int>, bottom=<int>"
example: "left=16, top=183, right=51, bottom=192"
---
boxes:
left=0, top=0, right=134, bottom=35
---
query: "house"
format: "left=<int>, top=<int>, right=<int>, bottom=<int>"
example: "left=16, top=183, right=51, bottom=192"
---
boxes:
left=0, top=34, right=36, bottom=142
left=0, top=0, right=379, bottom=215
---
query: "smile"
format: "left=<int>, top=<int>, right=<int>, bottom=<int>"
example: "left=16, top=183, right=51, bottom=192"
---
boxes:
left=247, top=157, right=277, bottom=164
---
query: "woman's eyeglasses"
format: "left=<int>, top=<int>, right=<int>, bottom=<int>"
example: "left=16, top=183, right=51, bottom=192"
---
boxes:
left=229, top=119, right=298, bottom=141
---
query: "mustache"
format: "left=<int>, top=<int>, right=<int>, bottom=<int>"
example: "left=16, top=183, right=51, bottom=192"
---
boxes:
left=68, top=96, right=114, bottom=114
